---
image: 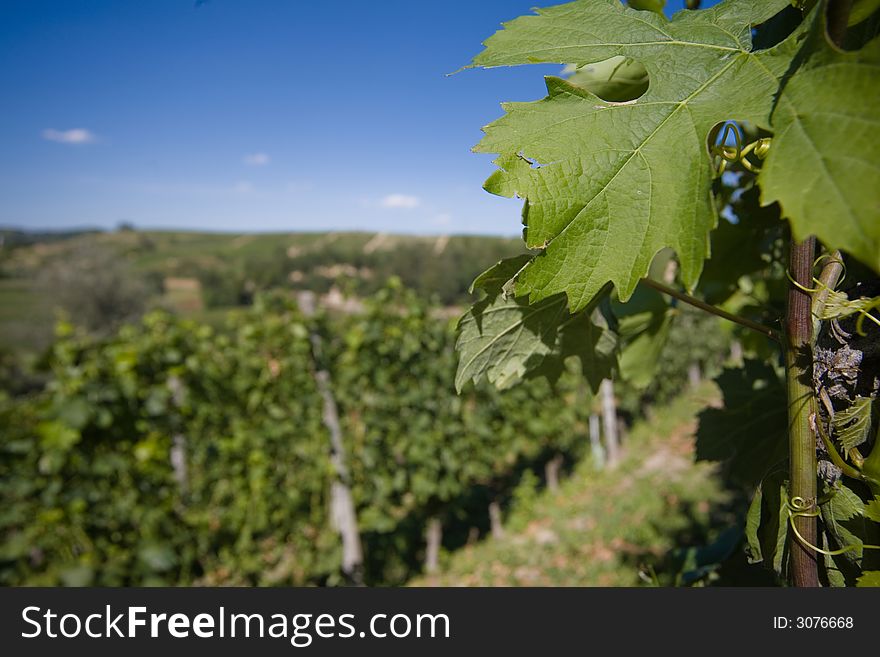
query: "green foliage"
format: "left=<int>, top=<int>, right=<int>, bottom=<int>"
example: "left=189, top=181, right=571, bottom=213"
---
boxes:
left=819, top=481, right=880, bottom=585
left=335, top=284, right=468, bottom=527
left=700, top=184, right=786, bottom=306
left=641, top=305, right=730, bottom=405
left=613, top=284, right=671, bottom=390
left=461, top=0, right=880, bottom=587
left=460, top=0, right=877, bottom=388
left=1, top=282, right=597, bottom=586
left=758, top=10, right=880, bottom=271
left=38, top=242, right=154, bottom=334
left=833, top=397, right=875, bottom=451
left=669, top=525, right=743, bottom=586
left=411, top=387, right=732, bottom=586
left=469, top=0, right=797, bottom=309
left=857, top=570, right=880, bottom=586
left=333, top=281, right=590, bottom=582
left=0, top=230, right=526, bottom=355
left=455, top=256, right=617, bottom=392
left=0, top=303, right=339, bottom=586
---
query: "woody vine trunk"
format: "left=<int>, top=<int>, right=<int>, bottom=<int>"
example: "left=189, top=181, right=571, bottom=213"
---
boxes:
left=785, top=0, right=852, bottom=589
left=786, top=236, right=819, bottom=587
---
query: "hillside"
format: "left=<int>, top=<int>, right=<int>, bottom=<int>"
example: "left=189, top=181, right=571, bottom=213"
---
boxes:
left=0, top=228, right=523, bottom=353
left=411, top=384, right=774, bottom=587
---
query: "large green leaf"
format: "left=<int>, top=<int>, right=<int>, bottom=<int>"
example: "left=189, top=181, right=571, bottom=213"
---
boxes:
left=455, top=256, right=618, bottom=391
left=759, top=16, right=880, bottom=272
left=470, top=0, right=798, bottom=310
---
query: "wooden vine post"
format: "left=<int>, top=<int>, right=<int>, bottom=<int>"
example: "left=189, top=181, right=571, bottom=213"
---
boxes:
left=298, top=291, right=364, bottom=585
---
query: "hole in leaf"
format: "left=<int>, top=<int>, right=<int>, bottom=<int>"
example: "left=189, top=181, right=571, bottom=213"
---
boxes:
left=517, top=152, right=556, bottom=169
left=563, top=56, right=648, bottom=102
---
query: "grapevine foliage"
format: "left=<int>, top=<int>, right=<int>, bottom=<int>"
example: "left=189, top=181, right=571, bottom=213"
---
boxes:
left=460, top=0, right=880, bottom=586
left=759, top=16, right=880, bottom=270
left=459, top=0, right=880, bottom=386
left=470, top=0, right=802, bottom=310
left=455, top=255, right=618, bottom=391
left=0, top=285, right=593, bottom=586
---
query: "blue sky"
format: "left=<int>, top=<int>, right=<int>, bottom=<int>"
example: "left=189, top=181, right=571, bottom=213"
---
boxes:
left=1, top=0, right=698, bottom=236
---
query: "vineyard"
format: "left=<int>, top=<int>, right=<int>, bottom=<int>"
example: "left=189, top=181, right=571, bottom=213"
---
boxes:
left=0, top=275, right=739, bottom=586
left=2, top=0, right=879, bottom=590
left=0, top=284, right=583, bottom=585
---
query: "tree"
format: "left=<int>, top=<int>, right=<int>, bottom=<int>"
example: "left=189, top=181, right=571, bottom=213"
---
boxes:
left=457, top=0, right=880, bottom=586
left=39, top=242, right=152, bottom=334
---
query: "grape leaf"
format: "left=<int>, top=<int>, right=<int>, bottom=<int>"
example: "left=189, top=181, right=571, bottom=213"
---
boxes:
left=816, top=287, right=880, bottom=322
left=857, top=570, right=880, bottom=587
left=820, top=483, right=867, bottom=565
left=470, top=0, right=798, bottom=310
left=618, top=313, right=672, bottom=389
left=832, top=396, right=874, bottom=451
left=759, top=15, right=880, bottom=273
left=455, top=256, right=617, bottom=391
left=866, top=499, right=880, bottom=523
left=468, top=253, right=531, bottom=295
left=529, top=303, right=618, bottom=388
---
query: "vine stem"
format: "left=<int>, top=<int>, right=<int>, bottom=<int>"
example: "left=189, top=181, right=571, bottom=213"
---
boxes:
left=782, top=0, right=855, bottom=590
left=786, top=236, right=819, bottom=588
left=638, top=277, right=781, bottom=343
left=811, top=250, right=844, bottom=336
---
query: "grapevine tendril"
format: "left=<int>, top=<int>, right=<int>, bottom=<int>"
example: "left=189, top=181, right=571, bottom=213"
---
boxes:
left=788, top=496, right=880, bottom=557
left=711, top=122, right=770, bottom=174
left=813, top=413, right=863, bottom=480
left=784, top=259, right=880, bottom=335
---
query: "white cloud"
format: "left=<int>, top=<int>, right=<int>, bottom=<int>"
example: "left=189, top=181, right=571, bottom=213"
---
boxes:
left=285, top=180, right=315, bottom=193
left=432, top=213, right=452, bottom=226
left=232, top=181, right=254, bottom=194
left=42, top=128, right=96, bottom=145
left=243, top=152, right=270, bottom=166
left=380, top=193, right=420, bottom=209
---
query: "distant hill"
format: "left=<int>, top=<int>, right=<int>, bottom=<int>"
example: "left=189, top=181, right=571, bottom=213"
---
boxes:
left=0, top=228, right=525, bottom=354
left=0, top=227, right=100, bottom=247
